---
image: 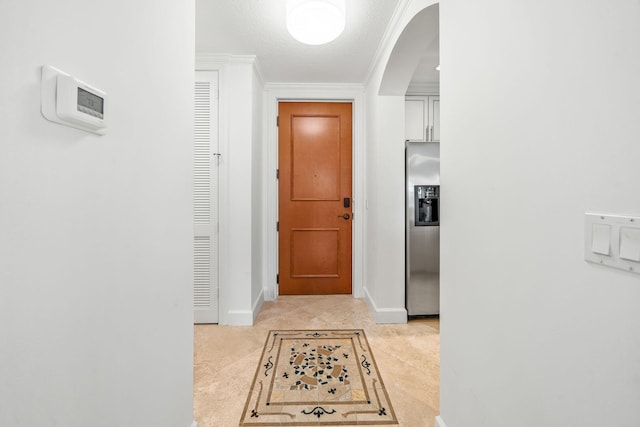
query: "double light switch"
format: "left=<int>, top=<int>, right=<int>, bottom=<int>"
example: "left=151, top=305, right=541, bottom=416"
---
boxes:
left=585, top=213, right=640, bottom=273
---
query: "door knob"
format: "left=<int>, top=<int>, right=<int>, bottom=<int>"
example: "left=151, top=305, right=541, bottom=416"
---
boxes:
left=338, top=213, right=350, bottom=220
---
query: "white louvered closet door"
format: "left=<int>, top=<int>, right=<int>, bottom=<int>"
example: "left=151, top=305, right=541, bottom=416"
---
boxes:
left=194, top=71, right=219, bottom=324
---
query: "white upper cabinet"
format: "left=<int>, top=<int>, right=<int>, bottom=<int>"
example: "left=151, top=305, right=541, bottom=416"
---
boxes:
left=405, top=95, right=440, bottom=142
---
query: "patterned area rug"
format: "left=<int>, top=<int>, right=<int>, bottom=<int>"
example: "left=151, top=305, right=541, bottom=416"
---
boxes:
left=239, top=329, right=398, bottom=426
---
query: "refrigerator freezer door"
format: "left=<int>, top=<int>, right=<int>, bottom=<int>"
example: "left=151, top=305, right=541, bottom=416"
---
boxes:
left=406, top=141, right=440, bottom=316
left=407, top=225, right=440, bottom=315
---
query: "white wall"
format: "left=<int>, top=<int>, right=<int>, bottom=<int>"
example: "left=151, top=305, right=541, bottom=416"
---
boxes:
left=439, top=1, right=640, bottom=426
left=252, top=68, right=265, bottom=315
left=223, top=61, right=256, bottom=324
left=362, top=0, right=438, bottom=323
left=201, top=56, right=264, bottom=325
left=363, top=87, right=407, bottom=322
left=0, top=1, right=194, bottom=426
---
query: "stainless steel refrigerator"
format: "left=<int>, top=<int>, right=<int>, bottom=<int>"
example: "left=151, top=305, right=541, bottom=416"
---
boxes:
left=406, top=141, right=440, bottom=316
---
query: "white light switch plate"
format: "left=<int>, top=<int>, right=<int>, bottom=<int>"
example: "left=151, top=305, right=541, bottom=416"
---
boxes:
left=585, top=213, right=640, bottom=274
left=620, top=227, right=640, bottom=262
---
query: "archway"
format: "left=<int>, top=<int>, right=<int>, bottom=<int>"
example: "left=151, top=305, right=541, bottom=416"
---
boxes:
left=379, top=3, right=439, bottom=96
left=370, top=3, right=443, bottom=425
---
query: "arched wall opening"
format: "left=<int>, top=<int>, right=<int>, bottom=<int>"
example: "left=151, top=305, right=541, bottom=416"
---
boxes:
left=362, top=0, right=440, bottom=325
left=379, top=3, right=439, bottom=96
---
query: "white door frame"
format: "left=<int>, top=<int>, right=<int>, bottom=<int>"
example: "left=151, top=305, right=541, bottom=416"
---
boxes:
left=263, top=84, right=366, bottom=300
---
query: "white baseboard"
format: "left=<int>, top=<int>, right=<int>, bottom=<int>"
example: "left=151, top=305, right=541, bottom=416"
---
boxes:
left=435, top=415, right=447, bottom=427
left=252, top=288, right=265, bottom=323
left=363, top=286, right=408, bottom=324
left=376, top=307, right=408, bottom=323
left=225, top=289, right=265, bottom=326
left=191, top=421, right=198, bottom=427
left=226, top=310, right=254, bottom=325
left=363, top=285, right=375, bottom=313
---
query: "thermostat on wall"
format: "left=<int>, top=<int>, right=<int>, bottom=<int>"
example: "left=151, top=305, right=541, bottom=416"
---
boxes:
left=41, top=65, right=108, bottom=135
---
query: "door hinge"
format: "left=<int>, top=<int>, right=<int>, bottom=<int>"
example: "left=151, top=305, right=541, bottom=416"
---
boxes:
left=277, top=221, right=279, bottom=232
left=277, top=274, right=279, bottom=284
left=276, top=169, right=279, bottom=179
left=277, top=116, right=279, bottom=127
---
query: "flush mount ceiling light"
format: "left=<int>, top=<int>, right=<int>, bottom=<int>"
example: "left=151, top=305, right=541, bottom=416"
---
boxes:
left=286, top=0, right=346, bottom=45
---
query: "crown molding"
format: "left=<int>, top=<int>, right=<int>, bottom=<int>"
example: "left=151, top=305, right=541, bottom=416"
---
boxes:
left=252, top=59, right=265, bottom=86
left=363, top=0, right=411, bottom=86
left=264, top=82, right=364, bottom=93
left=364, top=0, right=440, bottom=89
left=196, top=53, right=264, bottom=85
left=196, top=53, right=257, bottom=64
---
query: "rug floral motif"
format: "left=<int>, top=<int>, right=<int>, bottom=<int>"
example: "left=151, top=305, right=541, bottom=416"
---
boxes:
left=239, top=329, right=398, bottom=426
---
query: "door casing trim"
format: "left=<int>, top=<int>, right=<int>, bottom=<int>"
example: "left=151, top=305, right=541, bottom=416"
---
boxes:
left=264, top=83, right=365, bottom=301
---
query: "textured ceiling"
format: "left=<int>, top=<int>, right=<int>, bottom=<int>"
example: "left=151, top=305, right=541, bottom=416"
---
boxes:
left=196, top=0, right=400, bottom=83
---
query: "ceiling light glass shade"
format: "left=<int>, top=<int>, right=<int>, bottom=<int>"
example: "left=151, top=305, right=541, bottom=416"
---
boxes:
left=286, top=0, right=346, bottom=45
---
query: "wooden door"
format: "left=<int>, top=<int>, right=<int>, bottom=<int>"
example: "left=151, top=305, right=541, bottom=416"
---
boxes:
left=278, top=102, right=352, bottom=295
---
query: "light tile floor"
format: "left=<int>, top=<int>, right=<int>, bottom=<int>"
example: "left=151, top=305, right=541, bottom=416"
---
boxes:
left=194, top=295, right=440, bottom=427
